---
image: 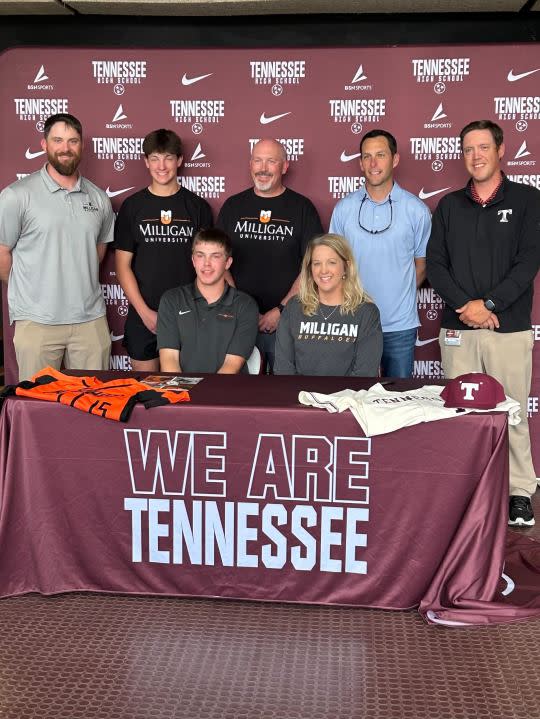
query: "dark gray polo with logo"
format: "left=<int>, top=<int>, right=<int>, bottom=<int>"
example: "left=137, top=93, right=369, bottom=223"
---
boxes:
left=157, top=282, right=258, bottom=373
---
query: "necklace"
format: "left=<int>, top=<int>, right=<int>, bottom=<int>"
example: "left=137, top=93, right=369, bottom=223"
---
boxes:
left=319, top=304, right=340, bottom=321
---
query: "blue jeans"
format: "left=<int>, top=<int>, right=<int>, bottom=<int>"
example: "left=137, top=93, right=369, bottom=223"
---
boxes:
left=381, top=328, right=417, bottom=378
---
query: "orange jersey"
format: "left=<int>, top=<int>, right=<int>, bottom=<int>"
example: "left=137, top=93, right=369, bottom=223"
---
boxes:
left=12, top=367, right=190, bottom=422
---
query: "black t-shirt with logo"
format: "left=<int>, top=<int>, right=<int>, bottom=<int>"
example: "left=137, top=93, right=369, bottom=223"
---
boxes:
left=217, top=187, right=323, bottom=313
left=114, top=187, right=212, bottom=310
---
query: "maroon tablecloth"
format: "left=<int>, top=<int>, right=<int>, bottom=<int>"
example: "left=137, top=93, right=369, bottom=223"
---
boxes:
left=0, top=374, right=538, bottom=625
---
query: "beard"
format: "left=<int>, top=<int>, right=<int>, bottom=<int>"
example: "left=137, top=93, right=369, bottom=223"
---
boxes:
left=47, top=150, right=80, bottom=177
left=253, top=173, right=275, bottom=192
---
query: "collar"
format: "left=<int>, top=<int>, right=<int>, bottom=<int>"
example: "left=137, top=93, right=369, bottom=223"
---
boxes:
left=40, top=164, right=83, bottom=194
left=466, top=172, right=505, bottom=206
left=360, top=181, right=402, bottom=204
left=188, top=281, right=234, bottom=307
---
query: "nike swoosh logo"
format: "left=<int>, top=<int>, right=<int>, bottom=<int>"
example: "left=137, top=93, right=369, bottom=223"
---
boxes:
left=178, top=310, right=191, bottom=316
left=25, top=148, right=45, bottom=160
left=418, top=187, right=451, bottom=200
left=110, top=333, right=124, bottom=342
left=415, top=337, right=438, bottom=347
left=106, top=186, right=135, bottom=198
left=507, top=68, right=540, bottom=82
left=260, top=111, right=291, bottom=125
left=181, top=72, right=213, bottom=86
left=340, top=151, right=361, bottom=162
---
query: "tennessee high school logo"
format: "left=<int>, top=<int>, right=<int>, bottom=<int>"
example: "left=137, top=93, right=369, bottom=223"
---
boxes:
left=260, top=210, right=271, bottom=223
left=161, top=210, right=172, bottom=225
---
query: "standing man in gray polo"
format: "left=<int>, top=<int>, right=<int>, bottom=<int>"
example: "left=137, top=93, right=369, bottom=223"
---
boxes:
left=0, top=113, right=113, bottom=381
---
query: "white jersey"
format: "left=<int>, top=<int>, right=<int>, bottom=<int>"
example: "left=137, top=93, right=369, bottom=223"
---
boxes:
left=298, top=383, right=521, bottom=437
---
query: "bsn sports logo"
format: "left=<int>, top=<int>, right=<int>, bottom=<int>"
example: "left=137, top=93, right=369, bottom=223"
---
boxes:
left=410, top=136, right=461, bottom=161
left=506, top=173, right=540, bottom=189
left=506, top=140, right=535, bottom=167
left=328, top=176, right=365, bottom=200
left=105, top=104, right=133, bottom=130
left=14, top=97, right=69, bottom=122
left=184, top=143, right=211, bottom=169
left=329, top=98, right=386, bottom=124
left=413, top=360, right=444, bottom=380
left=494, top=96, right=540, bottom=121
left=424, top=103, right=452, bottom=129
left=411, top=57, right=470, bottom=84
left=27, top=65, right=54, bottom=91
left=91, top=60, right=147, bottom=87
left=344, top=64, right=372, bottom=92
left=249, top=60, right=306, bottom=89
left=170, top=100, right=225, bottom=133
left=178, top=175, right=225, bottom=199
left=248, top=138, right=304, bottom=162
left=92, top=137, right=144, bottom=171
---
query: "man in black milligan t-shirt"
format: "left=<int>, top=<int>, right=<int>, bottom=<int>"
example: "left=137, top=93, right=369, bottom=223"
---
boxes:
left=217, top=139, right=323, bottom=371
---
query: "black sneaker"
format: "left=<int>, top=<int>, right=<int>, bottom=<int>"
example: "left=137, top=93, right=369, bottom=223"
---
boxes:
left=508, top=496, right=535, bottom=527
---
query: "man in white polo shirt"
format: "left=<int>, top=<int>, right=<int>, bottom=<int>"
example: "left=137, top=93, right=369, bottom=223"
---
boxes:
left=0, top=113, right=113, bottom=381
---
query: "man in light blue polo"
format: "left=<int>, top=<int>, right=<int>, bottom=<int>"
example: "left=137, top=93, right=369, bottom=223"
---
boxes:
left=330, top=129, right=431, bottom=377
left=0, top=113, right=113, bottom=381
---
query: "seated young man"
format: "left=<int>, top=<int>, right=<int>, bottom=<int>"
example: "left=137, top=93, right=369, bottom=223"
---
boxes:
left=157, top=228, right=258, bottom=374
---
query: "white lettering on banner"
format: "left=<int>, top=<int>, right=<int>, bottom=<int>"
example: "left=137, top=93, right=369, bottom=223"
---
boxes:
left=414, top=360, right=445, bottom=380
left=14, top=98, right=68, bottom=120
left=410, top=136, right=461, bottom=160
left=91, top=60, right=147, bottom=84
left=102, top=283, right=127, bottom=304
left=329, top=99, right=386, bottom=123
left=170, top=100, right=225, bottom=123
left=92, top=137, right=144, bottom=160
left=328, top=176, right=365, bottom=199
left=532, top=325, right=540, bottom=341
left=248, top=137, right=305, bottom=161
left=179, top=176, right=225, bottom=199
left=507, top=174, right=540, bottom=189
left=249, top=60, right=306, bottom=84
left=528, top=396, right=539, bottom=418
left=122, top=431, right=372, bottom=574
left=494, top=96, right=540, bottom=120
left=124, top=498, right=368, bottom=574
left=110, top=355, right=131, bottom=371
left=411, top=57, right=470, bottom=82
left=417, top=287, right=444, bottom=311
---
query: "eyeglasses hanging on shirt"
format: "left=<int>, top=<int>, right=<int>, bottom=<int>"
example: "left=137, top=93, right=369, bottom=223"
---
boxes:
left=358, top=195, right=393, bottom=235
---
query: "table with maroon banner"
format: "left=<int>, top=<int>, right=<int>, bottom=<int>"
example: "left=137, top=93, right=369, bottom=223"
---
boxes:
left=0, top=372, right=537, bottom=626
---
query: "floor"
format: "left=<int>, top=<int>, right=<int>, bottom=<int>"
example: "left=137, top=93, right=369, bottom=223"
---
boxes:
left=1, top=496, right=539, bottom=719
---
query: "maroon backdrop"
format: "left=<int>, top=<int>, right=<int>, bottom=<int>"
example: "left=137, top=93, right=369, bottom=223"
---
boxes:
left=1, top=44, right=540, bottom=465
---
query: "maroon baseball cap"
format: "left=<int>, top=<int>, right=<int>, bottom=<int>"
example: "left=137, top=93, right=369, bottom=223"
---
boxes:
left=441, top=372, right=506, bottom=409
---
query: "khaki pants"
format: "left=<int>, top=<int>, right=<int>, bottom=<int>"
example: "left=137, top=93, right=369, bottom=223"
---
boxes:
left=440, top=328, right=536, bottom=497
left=14, top=317, right=111, bottom=382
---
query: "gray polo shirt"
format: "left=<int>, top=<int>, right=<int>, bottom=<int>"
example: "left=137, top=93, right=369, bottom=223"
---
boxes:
left=0, top=164, right=114, bottom=324
left=157, top=282, right=258, bottom=373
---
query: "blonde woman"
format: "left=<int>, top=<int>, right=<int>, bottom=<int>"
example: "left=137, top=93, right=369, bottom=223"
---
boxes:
left=274, top=234, right=382, bottom=376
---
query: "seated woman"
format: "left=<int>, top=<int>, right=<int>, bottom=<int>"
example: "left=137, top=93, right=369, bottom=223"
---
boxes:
left=274, top=233, right=382, bottom=376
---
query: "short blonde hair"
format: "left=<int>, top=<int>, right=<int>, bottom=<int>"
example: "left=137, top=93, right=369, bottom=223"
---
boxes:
left=298, top=233, right=371, bottom=316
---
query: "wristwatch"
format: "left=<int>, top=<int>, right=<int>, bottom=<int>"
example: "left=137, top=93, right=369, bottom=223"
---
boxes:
left=484, top=298, right=496, bottom=312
